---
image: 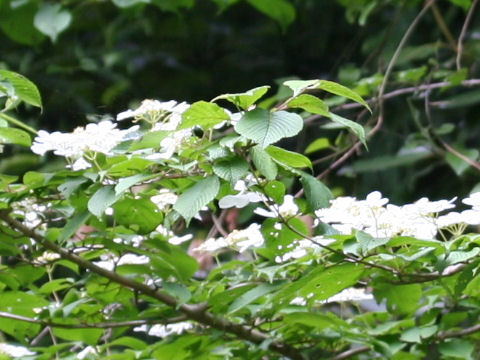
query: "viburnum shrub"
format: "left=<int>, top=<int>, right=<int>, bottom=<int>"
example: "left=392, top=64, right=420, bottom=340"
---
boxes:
left=1, top=70, right=480, bottom=360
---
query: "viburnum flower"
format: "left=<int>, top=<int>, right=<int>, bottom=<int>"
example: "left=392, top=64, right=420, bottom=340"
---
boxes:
left=151, top=189, right=178, bottom=210
left=134, top=321, right=193, bottom=338
left=254, top=194, right=299, bottom=218
left=219, top=179, right=263, bottom=209
left=0, top=343, right=36, bottom=357
left=462, top=192, right=480, bottom=210
left=193, top=223, right=264, bottom=253
left=117, top=99, right=189, bottom=125
left=31, top=120, right=140, bottom=169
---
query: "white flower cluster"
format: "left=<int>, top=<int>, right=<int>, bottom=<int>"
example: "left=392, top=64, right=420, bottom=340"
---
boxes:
left=150, top=189, right=178, bottom=210
left=254, top=194, right=299, bottom=218
left=93, top=253, right=149, bottom=271
left=31, top=121, right=139, bottom=170
left=0, top=343, right=36, bottom=357
left=290, top=287, right=373, bottom=306
left=134, top=321, right=193, bottom=338
left=275, top=237, right=335, bottom=263
left=219, top=178, right=263, bottom=209
left=315, top=191, right=480, bottom=239
left=193, top=223, right=264, bottom=253
left=12, top=198, right=50, bottom=229
left=118, top=99, right=193, bottom=160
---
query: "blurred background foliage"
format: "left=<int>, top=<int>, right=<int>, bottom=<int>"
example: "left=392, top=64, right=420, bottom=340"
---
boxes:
left=1, top=0, right=480, bottom=204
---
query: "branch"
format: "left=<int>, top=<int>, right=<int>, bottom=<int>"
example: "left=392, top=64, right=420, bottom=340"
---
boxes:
left=437, top=322, right=480, bottom=340
left=0, top=312, right=187, bottom=329
left=327, top=79, right=480, bottom=113
left=330, top=345, right=370, bottom=360
left=0, top=210, right=306, bottom=360
left=457, top=0, right=479, bottom=70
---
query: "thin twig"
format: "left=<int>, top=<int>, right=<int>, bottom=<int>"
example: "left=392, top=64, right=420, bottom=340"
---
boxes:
left=457, top=0, right=479, bottom=70
left=431, top=3, right=457, bottom=50
left=305, top=1, right=437, bottom=181
left=437, top=137, right=480, bottom=173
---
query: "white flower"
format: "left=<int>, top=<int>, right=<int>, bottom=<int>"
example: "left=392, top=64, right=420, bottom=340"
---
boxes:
left=134, top=321, right=193, bottom=338
left=77, top=346, right=97, bottom=359
left=254, top=195, right=299, bottom=218
left=192, top=223, right=264, bottom=253
left=151, top=189, right=178, bottom=210
left=168, top=234, right=193, bottom=245
left=31, top=121, right=139, bottom=159
left=0, top=343, right=36, bottom=357
left=219, top=179, right=264, bottom=209
left=323, top=288, right=373, bottom=303
left=225, top=223, right=264, bottom=252
left=117, top=99, right=189, bottom=122
left=93, top=253, right=149, bottom=271
left=411, top=197, right=457, bottom=215
left=192, top=237, right=229, bottom=253
left=463, top=192, right=480, bottom=210
left=35, top=251, right=61, bottom=264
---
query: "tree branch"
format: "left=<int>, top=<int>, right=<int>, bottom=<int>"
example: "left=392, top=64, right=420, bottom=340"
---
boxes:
left=0, top=210, right=306, bottom=360
left=0, top=312, right=188, bottom=329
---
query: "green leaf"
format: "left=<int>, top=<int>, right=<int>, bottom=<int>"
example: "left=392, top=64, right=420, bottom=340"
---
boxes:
left=0, top=70, right=42, bottom=108
left=319, top=80, right=371, bottom=111
left=266, top=145, right=312, bottom=170
left=34, top=4, right=71, bottom=42
left=329, top=112, right=367, bottom=148
left=300, top=174, right=333, bottom=210
left=115, top=174, right=154, bottom=195
left=53, top=327, right=103, bottom=345
left=87, top=186, right=119, bottom=218
left=439, top=339, right=474, bottom=360
left=246, top=0, right=295, bottom=31
left=112, top=0, right=149, bottom=7
left=287, top=94, right=329, bottom=117
left=59, top=211, right=91, bottom=243
left=213, top=156, right=249, bottom=185
left=276, top=263, right=365, bottom=303
left=0, top=127, right=31, bottom=146
left=212, top=86, right=270, bottom=111
left=39, top=278, right=73, bottom=295
left=265, top=181, right=285, bottom=204
left=356, top=231, right=390, bottom=255
left=234, top=109, right=303, bottom=148
left=180, top=101, right=230, bottom=130
left=283, top=79, right=319, bottom=97
left=374, top=284, right=422, bottom=315
left=305, top=137, right=330, bottom=154
left=400, top=325, right=438, bottom=343
left=445, top=148, right=479, bottom=175
left=163, top=282, right=192, bottom=306
left=113, top=197, right=163, bottom=234
left=0, top=2, right=44, bottom=46
left=173, top=176, right=220, bottom=222
left=228, top=282, right=282, bottom=314
left=109, top=337, right=147, bottom=350
left=128, top=131, right=169, bottom=151
left=251, top=145, right=277, bottom=180
left=148, top=242, right=198, bottom=282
